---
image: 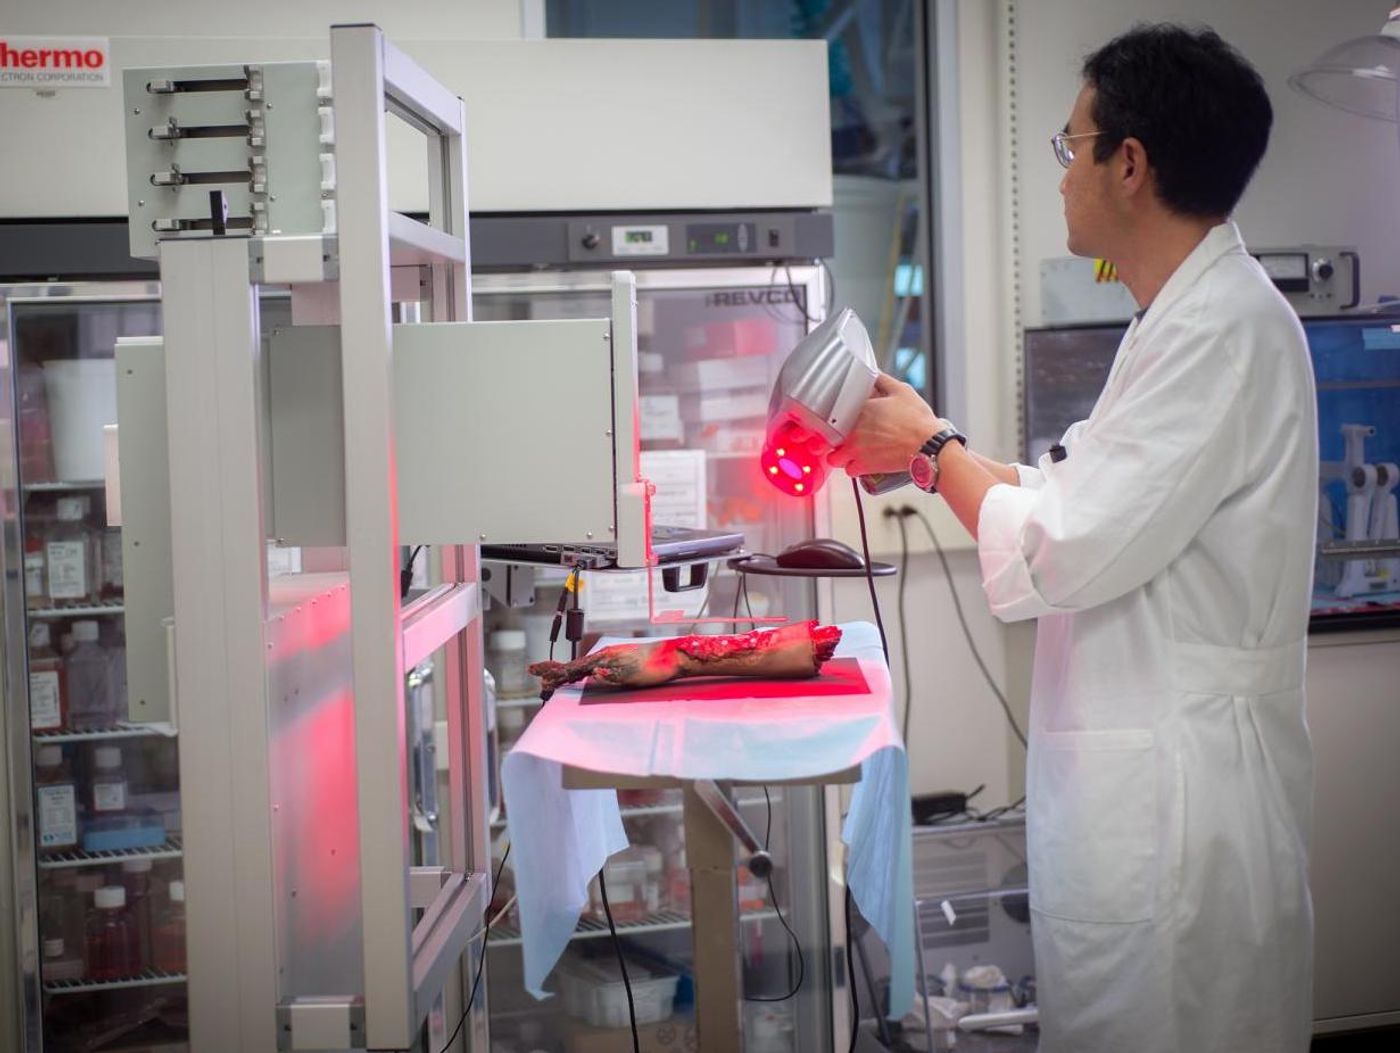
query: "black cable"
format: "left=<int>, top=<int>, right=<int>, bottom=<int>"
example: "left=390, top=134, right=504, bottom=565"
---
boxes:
left=400, top=545, right=425, bottom=600
left=597, top=870, right=641, bottom=1053
left=747, top=786, right=805, bottom=1003
left=909, top=509, right=1028, bottom=750
left=742, top=573, right=757, bottom=628
left=894, top=513, right=914, bottom=744
left=845, top=887, right=859, bottom=1052
left=569, top=562, right=584, bottom=662
left=439, top=844, right=510, bottom=1053
left=851, top=480, right=890, bottom=665
left=784, top=264, right=818, bottom=325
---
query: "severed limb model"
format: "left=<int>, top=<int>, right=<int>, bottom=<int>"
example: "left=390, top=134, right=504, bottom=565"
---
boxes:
left=529, top=620, right=842, bottom=698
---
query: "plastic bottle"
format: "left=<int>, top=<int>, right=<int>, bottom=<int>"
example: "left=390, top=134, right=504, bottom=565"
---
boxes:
left=41, top=936, right=85, bottom=983
left=103, top=619, right=128, bottom=719
left=85, top=885, right=140, bottom=981
left=488, top=630, right=529, bottom=696
left=45, top=495, right=95, bottom=606
left=24, top=535, right=49, bottom=609
left=67, top=620, right=114, bottom=729
left=90, top=745, right=129, bottom=817
left=74, top=871, right=106, bottom=949
left=152, top=879, right=186, bottom=974
left=34, top=745, right=78, bottom=854
left=28, top=621, right=68, bottom=733
left=17, top=362, right=56, bottom=484
left=120, top=858, right=154, bottom=963
left=100, top=527, right=123, bottom=601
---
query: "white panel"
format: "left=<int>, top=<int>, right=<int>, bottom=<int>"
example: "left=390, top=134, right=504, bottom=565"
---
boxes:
left=394, top=319, right=618, bottom=545
left=2, top=37, right=831, bottom=217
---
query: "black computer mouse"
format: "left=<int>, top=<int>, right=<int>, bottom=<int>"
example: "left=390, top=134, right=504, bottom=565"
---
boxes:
left=774, top=537, right=866, bottom=571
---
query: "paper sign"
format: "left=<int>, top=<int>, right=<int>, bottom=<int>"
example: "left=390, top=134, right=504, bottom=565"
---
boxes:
left=0, top=37, right=111, bottom=88
left=640, top=449, right=707, bottom=528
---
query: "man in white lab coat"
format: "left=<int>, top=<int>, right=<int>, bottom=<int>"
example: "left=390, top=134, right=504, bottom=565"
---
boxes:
left=830, top=24, right=1316, bottom=1053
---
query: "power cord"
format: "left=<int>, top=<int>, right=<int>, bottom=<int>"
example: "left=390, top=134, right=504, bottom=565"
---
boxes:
left=401, top=545, right=425, bottom=600
left=902, top=506, right=1027, bottom=749
left=438, top=844, right=510, bottom=1053
left=851, top=479, right=891, bottom=665
left=746, top=786, right=805, bottom=1003
left=893, top=512, right=914, bottom=744
left=597, top=870, right=641, bottom=1053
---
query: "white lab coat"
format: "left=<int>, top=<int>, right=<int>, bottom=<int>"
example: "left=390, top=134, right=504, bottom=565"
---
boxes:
left=978, top=222, right=1316, bottom=1053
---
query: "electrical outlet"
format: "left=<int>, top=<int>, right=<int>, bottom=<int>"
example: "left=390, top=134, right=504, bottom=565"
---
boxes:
left=827, top=482, right=974, bottom=558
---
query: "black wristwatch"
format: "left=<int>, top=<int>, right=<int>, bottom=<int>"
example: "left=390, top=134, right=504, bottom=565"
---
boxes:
left=909, top=424, right=968, bottom=494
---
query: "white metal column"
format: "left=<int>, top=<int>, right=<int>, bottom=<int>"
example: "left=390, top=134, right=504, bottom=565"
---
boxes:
left=332, top=24, right=480, bottom=1049
left=162, top=237, right=279, bottom=1049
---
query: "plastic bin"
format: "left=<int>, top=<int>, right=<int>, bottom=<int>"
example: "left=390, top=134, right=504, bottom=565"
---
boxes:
left=43, top=359, right=117, bottom=481
left=556, top=957, right=679, bottom=1029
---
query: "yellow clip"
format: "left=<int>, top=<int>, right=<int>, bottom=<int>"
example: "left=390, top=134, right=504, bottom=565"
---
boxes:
left=565, top=569, right=582, bottom=593
left=1094, top=258, right=1119, bottom=283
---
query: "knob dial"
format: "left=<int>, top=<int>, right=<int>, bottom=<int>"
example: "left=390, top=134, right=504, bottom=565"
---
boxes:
left=1313, top=257, right=1334, bottom=282
left=581, top=231, right=600, bottom=250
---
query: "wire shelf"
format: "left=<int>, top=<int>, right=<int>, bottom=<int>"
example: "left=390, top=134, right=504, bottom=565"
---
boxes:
left=28, top=603, right=125, bottom=620
left=38, top=836, right=183, bottom=870
left=23, top=480, right=107, bottom=492
left=487, top=907, right=779, bottom=949
left=43, top=969, right=187, bottom=995
left=33, top=722, right=176, bottom=743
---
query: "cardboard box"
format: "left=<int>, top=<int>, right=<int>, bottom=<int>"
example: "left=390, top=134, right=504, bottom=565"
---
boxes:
left=565, top=1017, right=698, bottom=1053
left=670, top=355, right=773, bottom=393
left=678, top=389, right=768, bottom=425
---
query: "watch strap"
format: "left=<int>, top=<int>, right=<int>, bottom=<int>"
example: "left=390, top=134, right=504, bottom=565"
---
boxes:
left=920, top=426, right=968, bottom=459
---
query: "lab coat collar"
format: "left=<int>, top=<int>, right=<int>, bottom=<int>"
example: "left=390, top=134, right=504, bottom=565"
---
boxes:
left=1133, top=221, right=1244, bottom=337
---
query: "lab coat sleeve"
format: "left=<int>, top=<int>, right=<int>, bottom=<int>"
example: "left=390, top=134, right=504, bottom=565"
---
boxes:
left=978, top=303, right=1248, bottom=621
left=1014, top=420, right=1090, bottom=490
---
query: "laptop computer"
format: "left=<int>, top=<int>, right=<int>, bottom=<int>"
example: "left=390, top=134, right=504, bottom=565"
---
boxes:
left=480, top=524, right=745, bottom=571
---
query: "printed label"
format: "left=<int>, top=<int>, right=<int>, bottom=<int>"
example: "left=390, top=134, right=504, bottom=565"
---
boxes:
left=46, top=541, right=87, bottom=600
left=37, top=784, right=77, bottom=848
left=0, top=37, right=110, bottom=89
left=24, top=552, right=44, bottom=595
left=93, top=781, right=126, bottom=813
left=55, top=496, right=87, bottom=519
left=29, top=670, right=61, bottom=729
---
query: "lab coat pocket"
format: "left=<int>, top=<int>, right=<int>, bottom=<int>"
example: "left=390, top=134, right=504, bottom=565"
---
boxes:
left=1029, top=728, right=1157, bottom=924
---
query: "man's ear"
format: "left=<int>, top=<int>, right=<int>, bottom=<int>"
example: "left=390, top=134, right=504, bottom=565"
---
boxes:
left=1119, top=137, right=1150, bottom=197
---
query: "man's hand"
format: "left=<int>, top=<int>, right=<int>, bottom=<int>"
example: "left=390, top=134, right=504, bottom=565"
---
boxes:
left=827, top=373, right=942, bottom=476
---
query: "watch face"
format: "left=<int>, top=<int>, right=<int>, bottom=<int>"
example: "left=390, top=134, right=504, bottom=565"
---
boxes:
left=909, top=453, right=937, bottom=491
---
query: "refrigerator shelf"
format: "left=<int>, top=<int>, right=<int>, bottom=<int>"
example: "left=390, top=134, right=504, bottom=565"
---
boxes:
left=28, top=603, right=125, bottom=619
left=42, top=969, right=187, bottom=996
left=38, top=836, right=183, bottom=870
left=33, top=722, right=177, bottom=743
left=23, top=480, right=107, bottom=492
left=487, top=907, right=780, bottom=948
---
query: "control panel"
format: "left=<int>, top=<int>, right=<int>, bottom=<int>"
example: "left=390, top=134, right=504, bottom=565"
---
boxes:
left=1251, top=246, right=1360, bottom=315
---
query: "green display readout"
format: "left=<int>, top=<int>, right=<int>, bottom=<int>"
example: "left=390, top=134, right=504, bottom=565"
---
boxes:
left=686, top=222, right=755, bottom=255
left=625, top=230, right=654, bottom=244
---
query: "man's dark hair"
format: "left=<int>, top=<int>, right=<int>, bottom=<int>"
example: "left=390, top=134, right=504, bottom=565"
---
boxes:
left=1082, top=24, right=1272, bottom=217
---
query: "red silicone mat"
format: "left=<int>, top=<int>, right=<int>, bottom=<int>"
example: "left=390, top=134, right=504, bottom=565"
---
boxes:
left=579, top=656, right=869, bottom=705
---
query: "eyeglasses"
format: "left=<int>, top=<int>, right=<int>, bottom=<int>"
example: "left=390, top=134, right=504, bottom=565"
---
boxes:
left=1051, top=130, right=1102, bottom=168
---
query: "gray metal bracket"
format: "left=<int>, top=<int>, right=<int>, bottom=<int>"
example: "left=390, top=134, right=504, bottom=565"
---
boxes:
left=691, top=779, right=772, bottom=878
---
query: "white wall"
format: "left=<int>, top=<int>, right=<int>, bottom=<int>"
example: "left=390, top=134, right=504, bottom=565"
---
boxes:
left=1014, top=0, right=1400, bottom=323
left=2, top=0, right=541, bottom=40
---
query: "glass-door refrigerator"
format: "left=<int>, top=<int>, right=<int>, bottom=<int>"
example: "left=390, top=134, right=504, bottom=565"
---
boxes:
left=1, top=282, right=189, bottom=1053
left=472, top=262, right=838, bottom=1052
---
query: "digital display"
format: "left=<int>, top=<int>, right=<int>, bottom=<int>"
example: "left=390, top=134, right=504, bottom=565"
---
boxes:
left=687, top=222, right=755, bottom=255
left=625, top=230, right=653, bottom=244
